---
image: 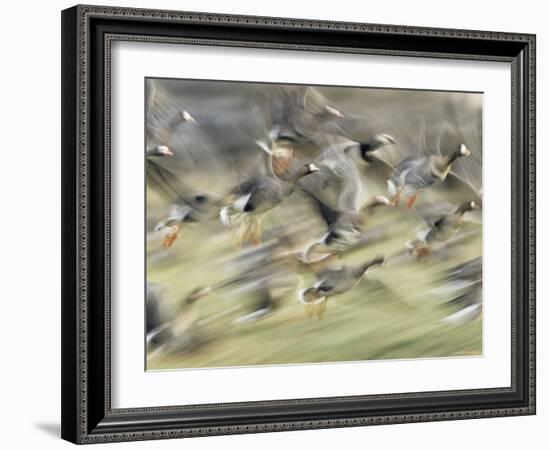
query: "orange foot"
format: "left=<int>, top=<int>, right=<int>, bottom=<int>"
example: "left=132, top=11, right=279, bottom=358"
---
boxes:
left=162, top=226, right=181, bottom=249
left=246, top=218, right=262, bottom=246
left=413, top=245, right=431, bottom=259
left=315, top=300, right=328, bottom=320
left=390, top=189, right=403, bottom=206
left=406, top=194, right=418, bottom=209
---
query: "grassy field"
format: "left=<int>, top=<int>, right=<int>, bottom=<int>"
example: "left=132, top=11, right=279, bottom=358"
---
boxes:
left=146, top=192, right=482, bottom=370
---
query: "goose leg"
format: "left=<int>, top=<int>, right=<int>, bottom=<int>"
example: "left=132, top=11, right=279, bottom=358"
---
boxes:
left=315, top=298, right=328, bottom=320
left=391, top=187, right=403, bottom=206
left=233, top=217, right=250, bottom=248
left=406, top=193, right=418, bottom=209
left=162, top=224, right=181, bottom=249
left=413, top=244, right=431, bottom=260
left=249, top=217, right=262, bottom=246
left=305, top=304, right=315, bottom=319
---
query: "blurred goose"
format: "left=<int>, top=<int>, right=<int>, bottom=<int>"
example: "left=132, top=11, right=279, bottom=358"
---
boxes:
left=146, top=145, right=174, bottom=158
left=436, top=257, right=482, bottom=325
left=406, top=200, right=481, bottom=257
left=422, top=200, right=480, bottom=243
left=293, top=132, right=396, bottom=214
left=148, top=286, right=213, bottom=355
left=146, top=283, right=170, bottom=347
left=387, top=143, right=471, bottom=208
left=299, top=256, right=385, bottom=319
left=253, top=86, right=348, bottom=177
left=146, top=147, right=222, bottom=248
left=146, top=144, right=180, bottom=201
left=154, top=194, right=220, bottom=248
left=303, top=195, right=392, bottom=261
left=146, top=80, right=196, bottom=143
left=220, top=162, right=320, bottom=245
left=358, top=133, right=397, bottom=161
left=264, top=85, right=346, bottom=144
left=213, top=234, right=300, bottom=324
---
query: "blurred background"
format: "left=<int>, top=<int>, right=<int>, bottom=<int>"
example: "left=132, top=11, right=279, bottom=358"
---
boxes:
left=145, top=78, right=483, bottom=370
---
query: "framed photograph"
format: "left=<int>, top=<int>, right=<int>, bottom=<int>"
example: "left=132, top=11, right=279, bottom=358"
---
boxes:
left=61, top=5, right=536, bottom=444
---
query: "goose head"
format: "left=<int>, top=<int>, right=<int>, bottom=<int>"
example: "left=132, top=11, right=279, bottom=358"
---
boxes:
left=183, top=286, right=211, bottom=305
left=306, top=163, right=320, bottom=174
left=459, top=144, right=472, bottom=157
left=456, top=200, right=481, bottom=215
left=146, top=145, right=174, bottom=157
left=359, top=134, right=397, bottom=161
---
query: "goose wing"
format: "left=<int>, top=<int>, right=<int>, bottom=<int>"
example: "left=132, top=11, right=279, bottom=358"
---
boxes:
left=297, top=142, right=363, bottom=212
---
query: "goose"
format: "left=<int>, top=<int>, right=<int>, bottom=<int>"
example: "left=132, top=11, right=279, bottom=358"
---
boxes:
left=299, top=256, right=386, bottom=319
left=146, top=80, right=197, bottom=143
left=146, top=144, right=181, bottom=202
left=293, top=132, right=396, bottom=215
left=146, top=283, right=168, bottom=347
left=253, top=86, right=348, bottom=177
left=436, top=257, right=482, bottom=325
left=154, top=194, right=220, bottom=248
left=357, top=133, right=397, bottom=161
left=387, top=143, right=471, bottom=208
left=405, top=200, right=481, bottom=257
left=422, top=200, right=481, bottom=243
left=264, top=85, right=346, bottom=144
left=147, top=286, right=213, bottom=355
left=146, top=146, right=222, bottom=248
left=146, top=145, right=174, bottom=158
left=303, top=195, right=392, bottom=261
left=215, top=235, right=300, bottom=324
left=147, top=108, right=196, bottom=143
left=220, top=162, right=320, bottom=245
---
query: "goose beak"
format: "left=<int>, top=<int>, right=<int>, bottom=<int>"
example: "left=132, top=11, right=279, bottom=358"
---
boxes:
left=325, top=105, right=344, bottom=119
left=460, top=144, right=471, bottom=157
left=156, top=145, right=174, bottom=156
left=182, top=110, right=196, bottom=123
left=307, top=163, right=320, bottom=173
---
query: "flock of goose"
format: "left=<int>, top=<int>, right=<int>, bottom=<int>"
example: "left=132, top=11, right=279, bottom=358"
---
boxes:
left=145, top=80, right=483, bottom=360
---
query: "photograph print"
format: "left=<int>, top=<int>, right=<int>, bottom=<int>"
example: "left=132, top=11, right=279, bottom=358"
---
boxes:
left=145, top=78, right=483, bottom=371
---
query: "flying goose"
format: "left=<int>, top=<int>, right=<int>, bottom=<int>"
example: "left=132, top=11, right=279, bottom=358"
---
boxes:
left=220, top=161, right=320, bottom=246
left=387, top=143, right=472, bottom=208
left=303, top=195, right=392, bottom=262
left=146, top=146, right=221, bottom=248
left=405, top=200, right=481, bottom=257
left=147, top=285, right=213, bottom=355
left=437, top=257, right=482, bottom=325
left=299, top=256, right=386, bottom=319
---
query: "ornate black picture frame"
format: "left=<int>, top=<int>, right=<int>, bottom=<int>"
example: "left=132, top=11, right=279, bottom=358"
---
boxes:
left=61, top=4, right=536, bottom=444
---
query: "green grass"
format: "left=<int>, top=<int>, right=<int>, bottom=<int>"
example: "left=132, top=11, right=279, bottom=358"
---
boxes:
left=146, top=193, right=482, bottom=370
